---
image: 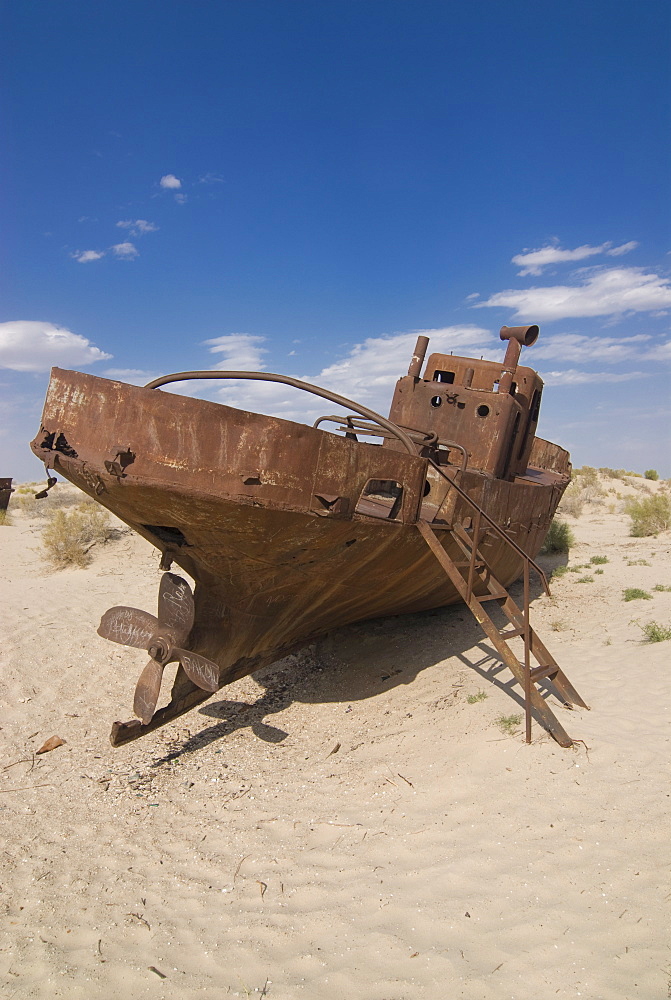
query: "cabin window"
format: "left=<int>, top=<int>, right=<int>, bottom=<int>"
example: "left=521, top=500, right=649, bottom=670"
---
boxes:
left=433, top=370, right=455, bottom=384
left=530, top=388, right=542, bottom=421
left=430, top=395, right=443, bottom=407
left=355, top=479, right=404, bottom=519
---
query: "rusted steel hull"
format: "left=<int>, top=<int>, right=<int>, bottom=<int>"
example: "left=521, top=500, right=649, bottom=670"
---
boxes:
left=31, top=365, right=570, bottom=742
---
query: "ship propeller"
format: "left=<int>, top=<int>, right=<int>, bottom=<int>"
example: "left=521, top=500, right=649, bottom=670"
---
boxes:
left=98, top=573, right=220, bottom=725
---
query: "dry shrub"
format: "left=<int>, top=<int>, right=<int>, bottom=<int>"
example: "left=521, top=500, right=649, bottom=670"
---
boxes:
left=42, top=503, right=114, bottom=568
left=573, top=465, right=600, bottom=485
left=599, top=467, right=627, bottom=480
left=0, top=510, right=11, bottom=526
left=558, top=483, right=584, bottom=517
left=625, top=494, right=671, bottom=537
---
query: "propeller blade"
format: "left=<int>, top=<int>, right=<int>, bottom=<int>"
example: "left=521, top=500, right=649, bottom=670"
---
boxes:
left=133, top=658, right=166, bottom=725
left=98, top=607, right=160, bottom=649
left=157, top=573, right=195, bottom=641
left=173, top=648, right=220, bottom=692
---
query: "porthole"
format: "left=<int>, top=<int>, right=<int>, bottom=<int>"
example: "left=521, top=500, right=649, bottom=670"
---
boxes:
left=430, top=395, right=442, bottom=407
left=477, top=404, right=490, bottom=417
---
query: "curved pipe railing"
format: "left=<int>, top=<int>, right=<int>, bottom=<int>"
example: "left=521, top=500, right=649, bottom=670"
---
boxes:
left=144, top=370, right=418, bottom=456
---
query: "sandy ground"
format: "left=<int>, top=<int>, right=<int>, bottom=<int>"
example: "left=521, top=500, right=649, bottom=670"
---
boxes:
left=1, top=474, right=670, bottom=999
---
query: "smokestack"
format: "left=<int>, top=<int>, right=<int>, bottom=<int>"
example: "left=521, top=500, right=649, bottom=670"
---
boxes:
left=407, top=335, right=430, bottom=379
left=497, top=324, right=539, bottom=393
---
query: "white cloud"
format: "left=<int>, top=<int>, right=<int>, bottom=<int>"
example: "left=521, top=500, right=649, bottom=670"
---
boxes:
left=159, top=174, right=182, bottom=189
left=607, top=241, right=639, bottom=257
left=198, top=172, right=225, bottom=184
left=476, top=266, right=671, bottom=321
left=203, top=334, right=268, bottom=371
left=532, top=332, right=651, bottom=363
left=110, top=241, right=139, bottom=260
left=539, top=369, right=649, bottom=386
left=103, top=367, right=158, bottom=385
left=644, top=340, right=671, bottom=361
left=116, top=219, right=158, bottom=236
left=199, top=325, right=496, bottom=424
left=0, top=321, right=112, bottom=372
left=174, top=193, right=187, bottom=204
left=512, top=240, right=638, bottom=276
left=72, top=249, right=105, bottom=263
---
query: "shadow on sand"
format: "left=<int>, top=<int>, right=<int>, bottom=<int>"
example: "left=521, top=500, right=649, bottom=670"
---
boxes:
left=152, top=553, right=572, bottom=766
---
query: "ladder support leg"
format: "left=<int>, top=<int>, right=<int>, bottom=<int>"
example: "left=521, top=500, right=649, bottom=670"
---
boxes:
left=416, top=520, right=580, bottom=748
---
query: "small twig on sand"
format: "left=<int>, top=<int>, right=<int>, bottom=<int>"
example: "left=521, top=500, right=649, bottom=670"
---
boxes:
left=234, top=854, right=251, bottom=882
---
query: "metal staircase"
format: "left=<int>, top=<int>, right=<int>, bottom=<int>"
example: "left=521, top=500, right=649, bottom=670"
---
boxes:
left=417, top=466, right=588, bottom=747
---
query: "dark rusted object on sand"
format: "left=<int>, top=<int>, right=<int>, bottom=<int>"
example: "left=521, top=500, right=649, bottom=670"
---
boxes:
left=0, top=478, right=14, bottom=512
left=31, top=324, right=588, bottom=747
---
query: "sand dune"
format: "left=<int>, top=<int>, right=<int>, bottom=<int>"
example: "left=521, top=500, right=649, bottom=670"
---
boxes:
left=1, top=473, right=669, bottom=999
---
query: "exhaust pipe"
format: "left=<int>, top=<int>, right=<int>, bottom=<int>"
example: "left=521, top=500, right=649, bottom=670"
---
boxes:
left=407, top=335, right=430, bottom=379
left=497, top=324, right=539, bottom=393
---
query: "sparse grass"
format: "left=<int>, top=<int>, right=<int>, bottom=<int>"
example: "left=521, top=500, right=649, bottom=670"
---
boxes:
left=467, top=690, right=488, bottom=704
left=627, top=558, right=651, bottom=567
left=576, top=575, right=594, bottom=583
left=42, top=502, right=114, bottom=568
left=653, top=584, right=671, bottom=592
left=590, top=555, right=609, bottom=565
left=495, top=714, right=522, bottom=736
left=644, top=469, right=659, bottom=481
left=540, top=519, right=575, bottom=554
left=594, top=568, right=604, bottom=575
left=568, top=566, right=582, bottom=573
left=551, top=565, right=568, bottom=579
left=625, top=493, right=671, bottom=536
left=623, top=588, right=652, bottom=602
left=0, top=510, right=11, bottom=526
left=638, top=621, right=671, bottom=642
left=550, top=620, right=566, bottom=631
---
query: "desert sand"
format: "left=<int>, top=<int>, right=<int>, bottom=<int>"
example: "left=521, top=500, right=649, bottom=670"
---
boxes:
left=1, top=472, right=669, bottom=999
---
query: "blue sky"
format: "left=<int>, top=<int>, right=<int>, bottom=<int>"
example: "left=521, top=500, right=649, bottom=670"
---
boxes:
left=2, top=0, right=670, bottom=480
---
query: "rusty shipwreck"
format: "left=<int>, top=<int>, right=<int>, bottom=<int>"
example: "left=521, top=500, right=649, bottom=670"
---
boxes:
left=30, top=324, right=588, bottom=748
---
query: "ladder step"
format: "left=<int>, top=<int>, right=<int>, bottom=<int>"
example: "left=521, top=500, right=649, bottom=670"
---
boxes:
left=529, top=664, right=559, bottom=682
left=499, top=627, right=525, bottom=639
left=475, top=591, right=508, bottom=602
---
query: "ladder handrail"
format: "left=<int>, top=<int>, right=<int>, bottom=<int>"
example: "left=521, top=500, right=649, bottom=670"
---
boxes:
left=426, top=458, right=550, bottom=596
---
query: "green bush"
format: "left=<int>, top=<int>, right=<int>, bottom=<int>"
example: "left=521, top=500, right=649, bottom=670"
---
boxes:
left=42, top=503, right=113, bottom=568
left=590, top=555, right=609, bottom=565
left=541, top=519, right=575, bottom=554
left=644, top=469, right=659, bottom=481
left=636, top=621, right=671, bottom=642
left=623, top=588, right=652, bottom=602
left=625, top=494, right=671, bottom=536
